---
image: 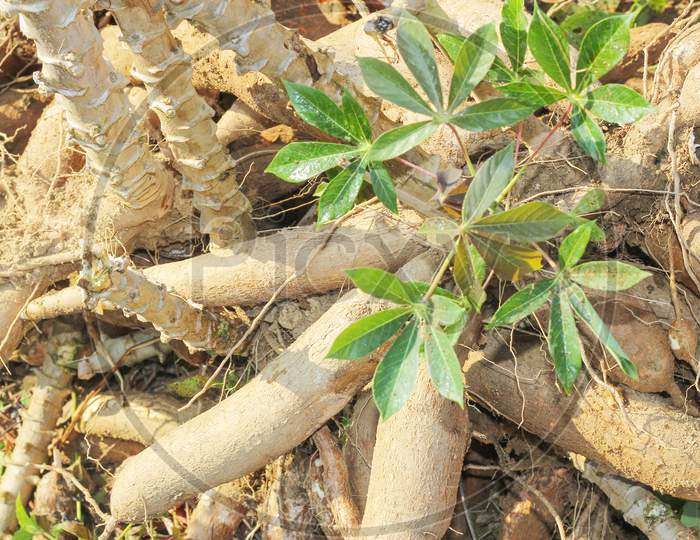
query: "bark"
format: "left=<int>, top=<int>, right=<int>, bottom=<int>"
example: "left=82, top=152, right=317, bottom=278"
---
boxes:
left=312, top=426, right=361, bottom=537
left=0, top=355, right=72, bottom=533
left=342, top=390, right=378, bottom=516
left=109, top=0, right=254, bottom=246
left=215, top=100, right=271, bottom=146
left=464, top=334, right=700, bottom=501
left=25, top=206, right=425, bottom=319
left=77, top=392, right=213, bottom=446
left=580, top=461, right=697, bottom=540
left=359, top=315, right=481, bottom=540
left=108, top=252, right=440, bottom=522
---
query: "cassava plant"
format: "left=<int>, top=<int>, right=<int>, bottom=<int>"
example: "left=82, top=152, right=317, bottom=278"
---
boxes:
left=266, top=6, right=654, bottom=418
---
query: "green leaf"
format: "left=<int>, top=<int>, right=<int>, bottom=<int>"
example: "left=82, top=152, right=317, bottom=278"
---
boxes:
left=470, top=233, right=542, bottom=281
left=574, top=188, right=605, bottom=214
left=451, top=98, right=535, bottom=131
left=501, top=0, right=528, bottom=71
left=569, top=285, right=638, bottom=379
left=398, top=13, right=443, bottom=110
left=528, top=5, right=572, bottom=90
left=548, top=290, right=582, bottom=393
left=586, top=84, right=654, bottom=124
left=430, top=295, right=464, bottom=326
left=284, top=81, right=357, bottom=142
left=345, top=267, right=414, bottom=305
left=373, top=318, right=421, bottom=419
left=576, top=16, right=629, bottom=90
left=498, top=82, right=566, bottom=108
left=425, top=325, right=464, bottom=405
left=488, top=279, right=556, bottom=328
left=571, top=106, right=606, bottom=162
left=560, top=8, right=611, bottom=48
left=266, top=142, right=360, bottom=183
left=680, top=501, right=700, bottom=530
left=454, top=236, right=486, bottom=295
left=420, top=217, right=460, bottom=247
left=448, top=23, right=497, bottom=112
left=470, top=201, right=573, bottom=242
left=14, top=496, right=43, bottom=536
left=462, top=143, right=515, bottom=223
left=569, top=260, right=651, bottom=291
left=559, top=223, right=592, bottom=268
left=487, top=56, right=518, bottom=83
left=327, top=307, right=412, bottom=359
left=368, top=121, right=438, bottom=162
left=438, top=32, right=464, bottom=62
left=342, top=87, right=372, bottom=142
left=357, top=57, right=434, bottom=116
left=318, top=162, right=366, bottom=223
left=369, top=163, right=398, bottom=213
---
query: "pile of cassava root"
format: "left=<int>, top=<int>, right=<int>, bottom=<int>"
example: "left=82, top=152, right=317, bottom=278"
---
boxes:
left=1, top=0, right=700, bottom=538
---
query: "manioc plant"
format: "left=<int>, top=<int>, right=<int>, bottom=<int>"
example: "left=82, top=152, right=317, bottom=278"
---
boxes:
left=1, top=0, right=700, bottom=538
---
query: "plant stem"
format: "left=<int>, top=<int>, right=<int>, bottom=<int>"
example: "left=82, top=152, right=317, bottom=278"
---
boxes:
left=393, top=156, right=438, bottom=179
left=422, top=248, right=455, bottom=301
left=448, top=123, right=476, bottom=177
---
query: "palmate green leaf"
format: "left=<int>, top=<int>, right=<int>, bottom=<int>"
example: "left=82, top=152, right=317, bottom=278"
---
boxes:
left=342, top=87, right=372, bottom=142
left=448, top=23, right=497, bottom=112
left=548, top=289, right=582, bottom=394
left=369, top=163, right=398, bottom=213
left=571, top=106, right=606, bottom=162
left=425, top=325, right=464, bottom=405
left=357, top=57, right=433, bottom=116
left=461, top=143, right=515, bottom=223
left=15, top=496, right=43, bottom=535
left=367, top=121, right=438, bottom=162
left=373, top=318, right=421, bottom=419
left=318, top=162, right=366, bottom=223
left=576, top=16, right=629, bottom=91
left=437, top=32, right=465, bottom=62
left=559, top=223, right=592, bottom=268
left=345, top=267, right=414, bottom=305
left=528, top=5, right=572, bottom=90
left=420, top=216, right=460, bottom=247
left=586, top=84, right=654, bottom=124
left=470, top=233, right=542, bottom=281
left=266, top=142, right=360, bottom=183
left=569, top=260, right=651, bottom=291
left=488, top=57, right=518, bottom=83
left=501, top=0, right=528, bottom=71
left=451, top=98, right=536, bottom=132
left=568, top=285, right=638, bottom=379
left=284, top=81, right=357, bottom=142
left=327, top=307, right=412, bottom=359
left=560, top=7, right=611, bottom=48
left=574, top=188, right=605, bottom=215
left=398, top=13, right=443, bottom=111
left=498, top=82, right=566, bottom=108
left=470, top=201, right=573, bottom=243
left=488, top=279, right=556, bottom=328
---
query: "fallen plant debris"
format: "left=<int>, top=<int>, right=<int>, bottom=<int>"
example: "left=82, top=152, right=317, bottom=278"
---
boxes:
left=1, top=0, right=700, bottom=538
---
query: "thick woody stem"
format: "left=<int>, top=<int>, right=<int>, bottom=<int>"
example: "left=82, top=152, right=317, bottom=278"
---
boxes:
left=0, top=0, right=172, bottom=210
left=81, top=255, right=246, bottom=353
left=0, top=354, right=73, bottom=533
left=109, top=0, right=254, bottom=246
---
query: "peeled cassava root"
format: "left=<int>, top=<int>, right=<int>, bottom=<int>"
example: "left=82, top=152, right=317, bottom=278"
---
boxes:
left=25, top=206, right=425, bottom=319
left=464, top=334, right=700, bottom=501
left=108, top=252, right=440, bottom=522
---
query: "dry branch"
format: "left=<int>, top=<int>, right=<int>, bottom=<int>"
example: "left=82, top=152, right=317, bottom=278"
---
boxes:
left=0, top=353, right=72, bottom=533
left=25, top=207, right=425, bottom=319
left=464, top=334, right=700, bottom=501
left=108, top=252, right=440, bottom=521
left=109, top=0, right=254, bottom=246
left=578, top=460, right=696, bottom=540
